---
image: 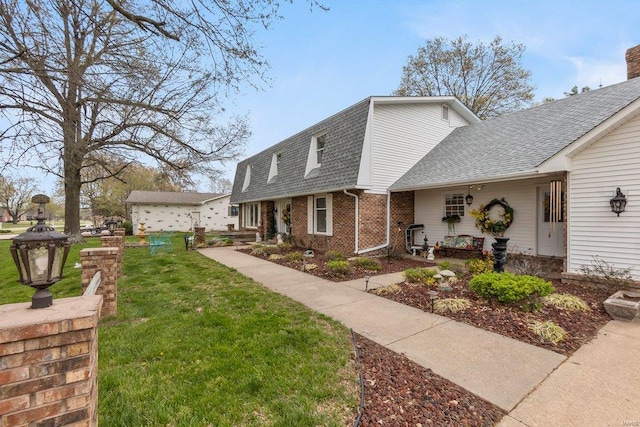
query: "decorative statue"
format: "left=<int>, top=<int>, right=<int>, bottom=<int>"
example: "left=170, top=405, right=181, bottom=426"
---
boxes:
left=256, top=232, right=262, bottom=243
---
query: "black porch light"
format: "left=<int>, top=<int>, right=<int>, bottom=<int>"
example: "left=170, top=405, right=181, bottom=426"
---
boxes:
left=609, top=187, right=627, bottom=217
left=10, top=195, right=71, bottom=308
left=105, top=219, right=118, bottom=235
left=465, top=192, right=474, bottom=206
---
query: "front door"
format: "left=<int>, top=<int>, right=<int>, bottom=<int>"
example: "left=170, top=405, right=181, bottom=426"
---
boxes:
left=536, top=186, right=564, bottom=256
left=274, top=199, right=291, bottom=234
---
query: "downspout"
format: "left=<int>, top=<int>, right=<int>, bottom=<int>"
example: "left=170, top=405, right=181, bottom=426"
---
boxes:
left=356, top=189, right=391, bottom=254
left=343, top=190, right=359, bottom=253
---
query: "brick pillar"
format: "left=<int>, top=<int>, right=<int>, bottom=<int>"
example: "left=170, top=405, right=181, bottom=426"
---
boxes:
left=80, top=247, right=118, bottom=317
left=101, top=235, right=124, bottom=278
left=0, top=295, right=102, bottom=426
left=194, top=227, right=206, bottom=247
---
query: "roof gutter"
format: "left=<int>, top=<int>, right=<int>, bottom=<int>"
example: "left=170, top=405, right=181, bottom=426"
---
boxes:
left=343, top=190, right=359, bottom=254
left=389, top=170, right=542, bottom=192
left=355, top=189, right=390, bottom=255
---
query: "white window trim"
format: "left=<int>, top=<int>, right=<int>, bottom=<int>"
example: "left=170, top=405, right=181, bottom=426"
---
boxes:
left=442, top=104, right=450, bottom=121
left=304, top=132, right=327, bottom=177
left=306, top=194, right=333, bottom=236
left=242, top=164, right=252, bottom=192
left=243, top=202, right=261, bottom=228
left=444, top=193, right=465, bottom=217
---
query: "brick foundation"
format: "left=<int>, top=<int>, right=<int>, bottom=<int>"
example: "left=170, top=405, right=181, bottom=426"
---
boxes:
left=80, top=247, right=118, bottom=318
left=0, top=295, right=102, bottom=426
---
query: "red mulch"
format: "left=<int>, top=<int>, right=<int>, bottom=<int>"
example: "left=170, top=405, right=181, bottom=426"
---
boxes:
left=239, top=246, right=613, bottom=426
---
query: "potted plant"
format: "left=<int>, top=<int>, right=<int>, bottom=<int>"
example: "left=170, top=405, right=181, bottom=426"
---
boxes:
left=441, top=214, right=461, bottom=235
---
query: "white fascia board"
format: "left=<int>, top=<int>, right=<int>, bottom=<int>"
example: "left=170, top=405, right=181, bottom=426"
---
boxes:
left=390, top=170, right=541, bottom=192
left=539, top=97, right=640, bottom=173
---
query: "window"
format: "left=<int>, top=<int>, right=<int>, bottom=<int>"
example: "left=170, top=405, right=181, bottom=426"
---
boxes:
left=244, top=202, right=260, bottom=228
left=444, top=193, right=465, bottom=217
left=242, top=164, right=252, bottom=192
left=306, top=194, right=332, bottom=235
left=442, top=105, right=450, bottom=121
left=316, top=135, right=325, bottom=164
left=268, top=153, right=281, bottom=183
left=228, top=205, right=239, bottom=217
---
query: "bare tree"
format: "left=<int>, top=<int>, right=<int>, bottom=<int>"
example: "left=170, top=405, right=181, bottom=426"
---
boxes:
left=394, top=35, right=535, bottom=120
left=0, top=0, right=324, bottom=240
left=0, top=175, right=36, bottom=224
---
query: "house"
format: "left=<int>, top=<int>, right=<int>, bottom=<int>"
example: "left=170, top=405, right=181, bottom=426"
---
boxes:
left=230, top=96, right=478, bottom=254
left=391, top=44, right=640, bottom=281
left=125, top=191, right=238, bottom=232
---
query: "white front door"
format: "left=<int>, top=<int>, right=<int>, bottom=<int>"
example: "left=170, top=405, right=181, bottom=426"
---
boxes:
left=274, top=199, right=291, bottom=234
left=537, top=187, right=564, bottom=256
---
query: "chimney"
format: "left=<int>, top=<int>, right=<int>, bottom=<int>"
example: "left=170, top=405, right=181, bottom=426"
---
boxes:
left=626, top=44, right=640, bottom=80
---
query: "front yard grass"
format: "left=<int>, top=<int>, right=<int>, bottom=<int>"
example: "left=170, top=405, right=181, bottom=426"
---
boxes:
left=0, top=237, right=357, bottom=426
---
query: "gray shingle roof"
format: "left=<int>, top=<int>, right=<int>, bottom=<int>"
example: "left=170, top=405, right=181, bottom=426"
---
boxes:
left=126, top=191, right=225, bottom=205
left=231, top=97, right=371, bottom=203
left=391, top=77, right=640, bottom=191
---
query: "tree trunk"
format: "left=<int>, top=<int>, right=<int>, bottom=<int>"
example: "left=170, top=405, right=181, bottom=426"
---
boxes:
left=64, top=165, right=83, bottom=242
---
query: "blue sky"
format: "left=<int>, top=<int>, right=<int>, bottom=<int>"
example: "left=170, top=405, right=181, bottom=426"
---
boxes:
left=209, top=0, right=639, bottom=188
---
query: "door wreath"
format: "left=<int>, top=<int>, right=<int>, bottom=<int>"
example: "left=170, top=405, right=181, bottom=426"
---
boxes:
left=470, top=198, right=514, bottom=237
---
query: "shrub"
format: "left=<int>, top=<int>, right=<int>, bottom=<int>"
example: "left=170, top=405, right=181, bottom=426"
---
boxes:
left=122, top=220, right=133, bottom=236
left=466, top=258, right=493, bottom=275
left=468, top=272, right=555, bottom=304
left=251, top=245, right=268, bottom=256
left=263, top=245, right=281, bottom=255
left=303, top=263, right=318, bottom=271
left=353, top=257, right=382, bottom=272
left=528, top=320, right=566, bottom=343
left=543, top=293, right=590, bottom=312
left=277, top=242, right=293, bottom=252
left=434, top=298, right=471, bottom=314
left=268, top=254, right=284, bottom=260
left=325, top=250, right=344, bottom=261
left=327, top=260, right=350, bottom=277
left=285, top=251, right=303, bottom=262
left=578, top=256, right=633, bottom=289
left=438, top=261, right=451, bottom=270
left=372, top=284, right=401, bottom=296
left=403, top=267, right=437, bottom=284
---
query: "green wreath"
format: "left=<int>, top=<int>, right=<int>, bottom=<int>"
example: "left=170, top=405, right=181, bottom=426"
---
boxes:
left=470, top=198, right=514, bottom=237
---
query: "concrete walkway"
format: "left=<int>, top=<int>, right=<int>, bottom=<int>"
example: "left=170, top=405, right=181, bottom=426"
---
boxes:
left=199, top=246, right=640, bottom=424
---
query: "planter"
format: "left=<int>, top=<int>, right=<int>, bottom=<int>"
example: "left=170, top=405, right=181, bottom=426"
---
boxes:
left=492, top=237, right=509, bottom=272
left=603, top=290, right=640, bottom=321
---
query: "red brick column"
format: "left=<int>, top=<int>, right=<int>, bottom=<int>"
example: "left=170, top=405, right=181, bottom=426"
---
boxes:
left=101, top=235, right=124, bottom=278
left=80, top=247, right=118, bottom=317
left=0, top=295, right=102, bottom=426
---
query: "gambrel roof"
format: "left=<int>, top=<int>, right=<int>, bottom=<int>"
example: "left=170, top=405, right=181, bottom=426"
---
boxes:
left=231, top=96, right=478, bottom=203
left=126, top=191, right=226, bottom=205
left=391, top=77, right=640, bottom=191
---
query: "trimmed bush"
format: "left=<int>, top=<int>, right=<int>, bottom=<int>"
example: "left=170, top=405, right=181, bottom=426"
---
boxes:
left=325, top=250, right=344, bottom=261
left=327, top=260, right=350, bottom=277
left=403, top=267, right=437, bottom=284
left=353, top=257, right=382, bottom=272
left=277, top=242, right=293, bottom=252
left=251, top=245, right=268, bottom=256
left=466, top=258, right=493, bottom=275
left=285, top=251, right=303, bottom=262
left=468, top=272, right=554, bottom=304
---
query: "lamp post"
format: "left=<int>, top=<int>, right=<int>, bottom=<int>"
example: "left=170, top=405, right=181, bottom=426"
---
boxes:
left=105, top=219, right=117, bottom=235
left=9, top=195, right=70, bottom=309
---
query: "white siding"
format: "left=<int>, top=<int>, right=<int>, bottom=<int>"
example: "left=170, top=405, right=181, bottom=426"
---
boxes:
left=568, top=115, right=640, bottom=279
left=369, top=103, right=467, bottom=193
left=414, top=177, right=557, bottom=253
left=130, top=196, right=238, bottom=232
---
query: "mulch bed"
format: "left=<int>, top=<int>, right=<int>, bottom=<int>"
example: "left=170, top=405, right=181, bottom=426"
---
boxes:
left=238, top=246, right=614, bottom=425
left=375, top=276, right=612, bottom=356
left=353, top=333, right=506, bottom=426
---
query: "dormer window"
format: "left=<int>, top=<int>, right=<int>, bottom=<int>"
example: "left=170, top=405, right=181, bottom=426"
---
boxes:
left=304, top=132, right=327, bottom=177
left=316, top=135, right=325, bottom=164
left=268, top=153, right=281, bottom=183
left=242, top=164, right=252, bottom=192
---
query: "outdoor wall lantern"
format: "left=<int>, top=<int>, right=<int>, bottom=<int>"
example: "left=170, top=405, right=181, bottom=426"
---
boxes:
left=10, top=195, right=70, bottom=309
left=465, top=192, right=474, bottom=206
left=609, top=187, right=627, bottom=217
left=105, top=219, right=118, bottom=235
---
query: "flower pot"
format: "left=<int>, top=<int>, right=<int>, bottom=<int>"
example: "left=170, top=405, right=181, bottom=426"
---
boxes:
left=604, top=290, right=640, bottom=321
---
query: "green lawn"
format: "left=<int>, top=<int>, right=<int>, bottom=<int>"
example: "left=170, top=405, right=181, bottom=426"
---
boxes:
left=0, top=237, right=358, bottom=426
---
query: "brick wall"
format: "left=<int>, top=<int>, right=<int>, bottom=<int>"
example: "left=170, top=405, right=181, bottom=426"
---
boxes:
left=0, top=295, right=102, bottom=426
left=80, top=247, right=118, bottom=318
left=101, top=235, right=124, bottom=278
left=626, top=44, right=640, bottom=80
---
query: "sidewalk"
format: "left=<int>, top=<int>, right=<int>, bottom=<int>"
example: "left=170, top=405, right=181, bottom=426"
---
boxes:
left=199, top=246, right=640, bottom=424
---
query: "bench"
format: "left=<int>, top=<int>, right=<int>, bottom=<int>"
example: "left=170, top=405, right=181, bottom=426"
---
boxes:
left=436, top=235, right=484, bottom=259
left=149, top=232, right=174, bottom=254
